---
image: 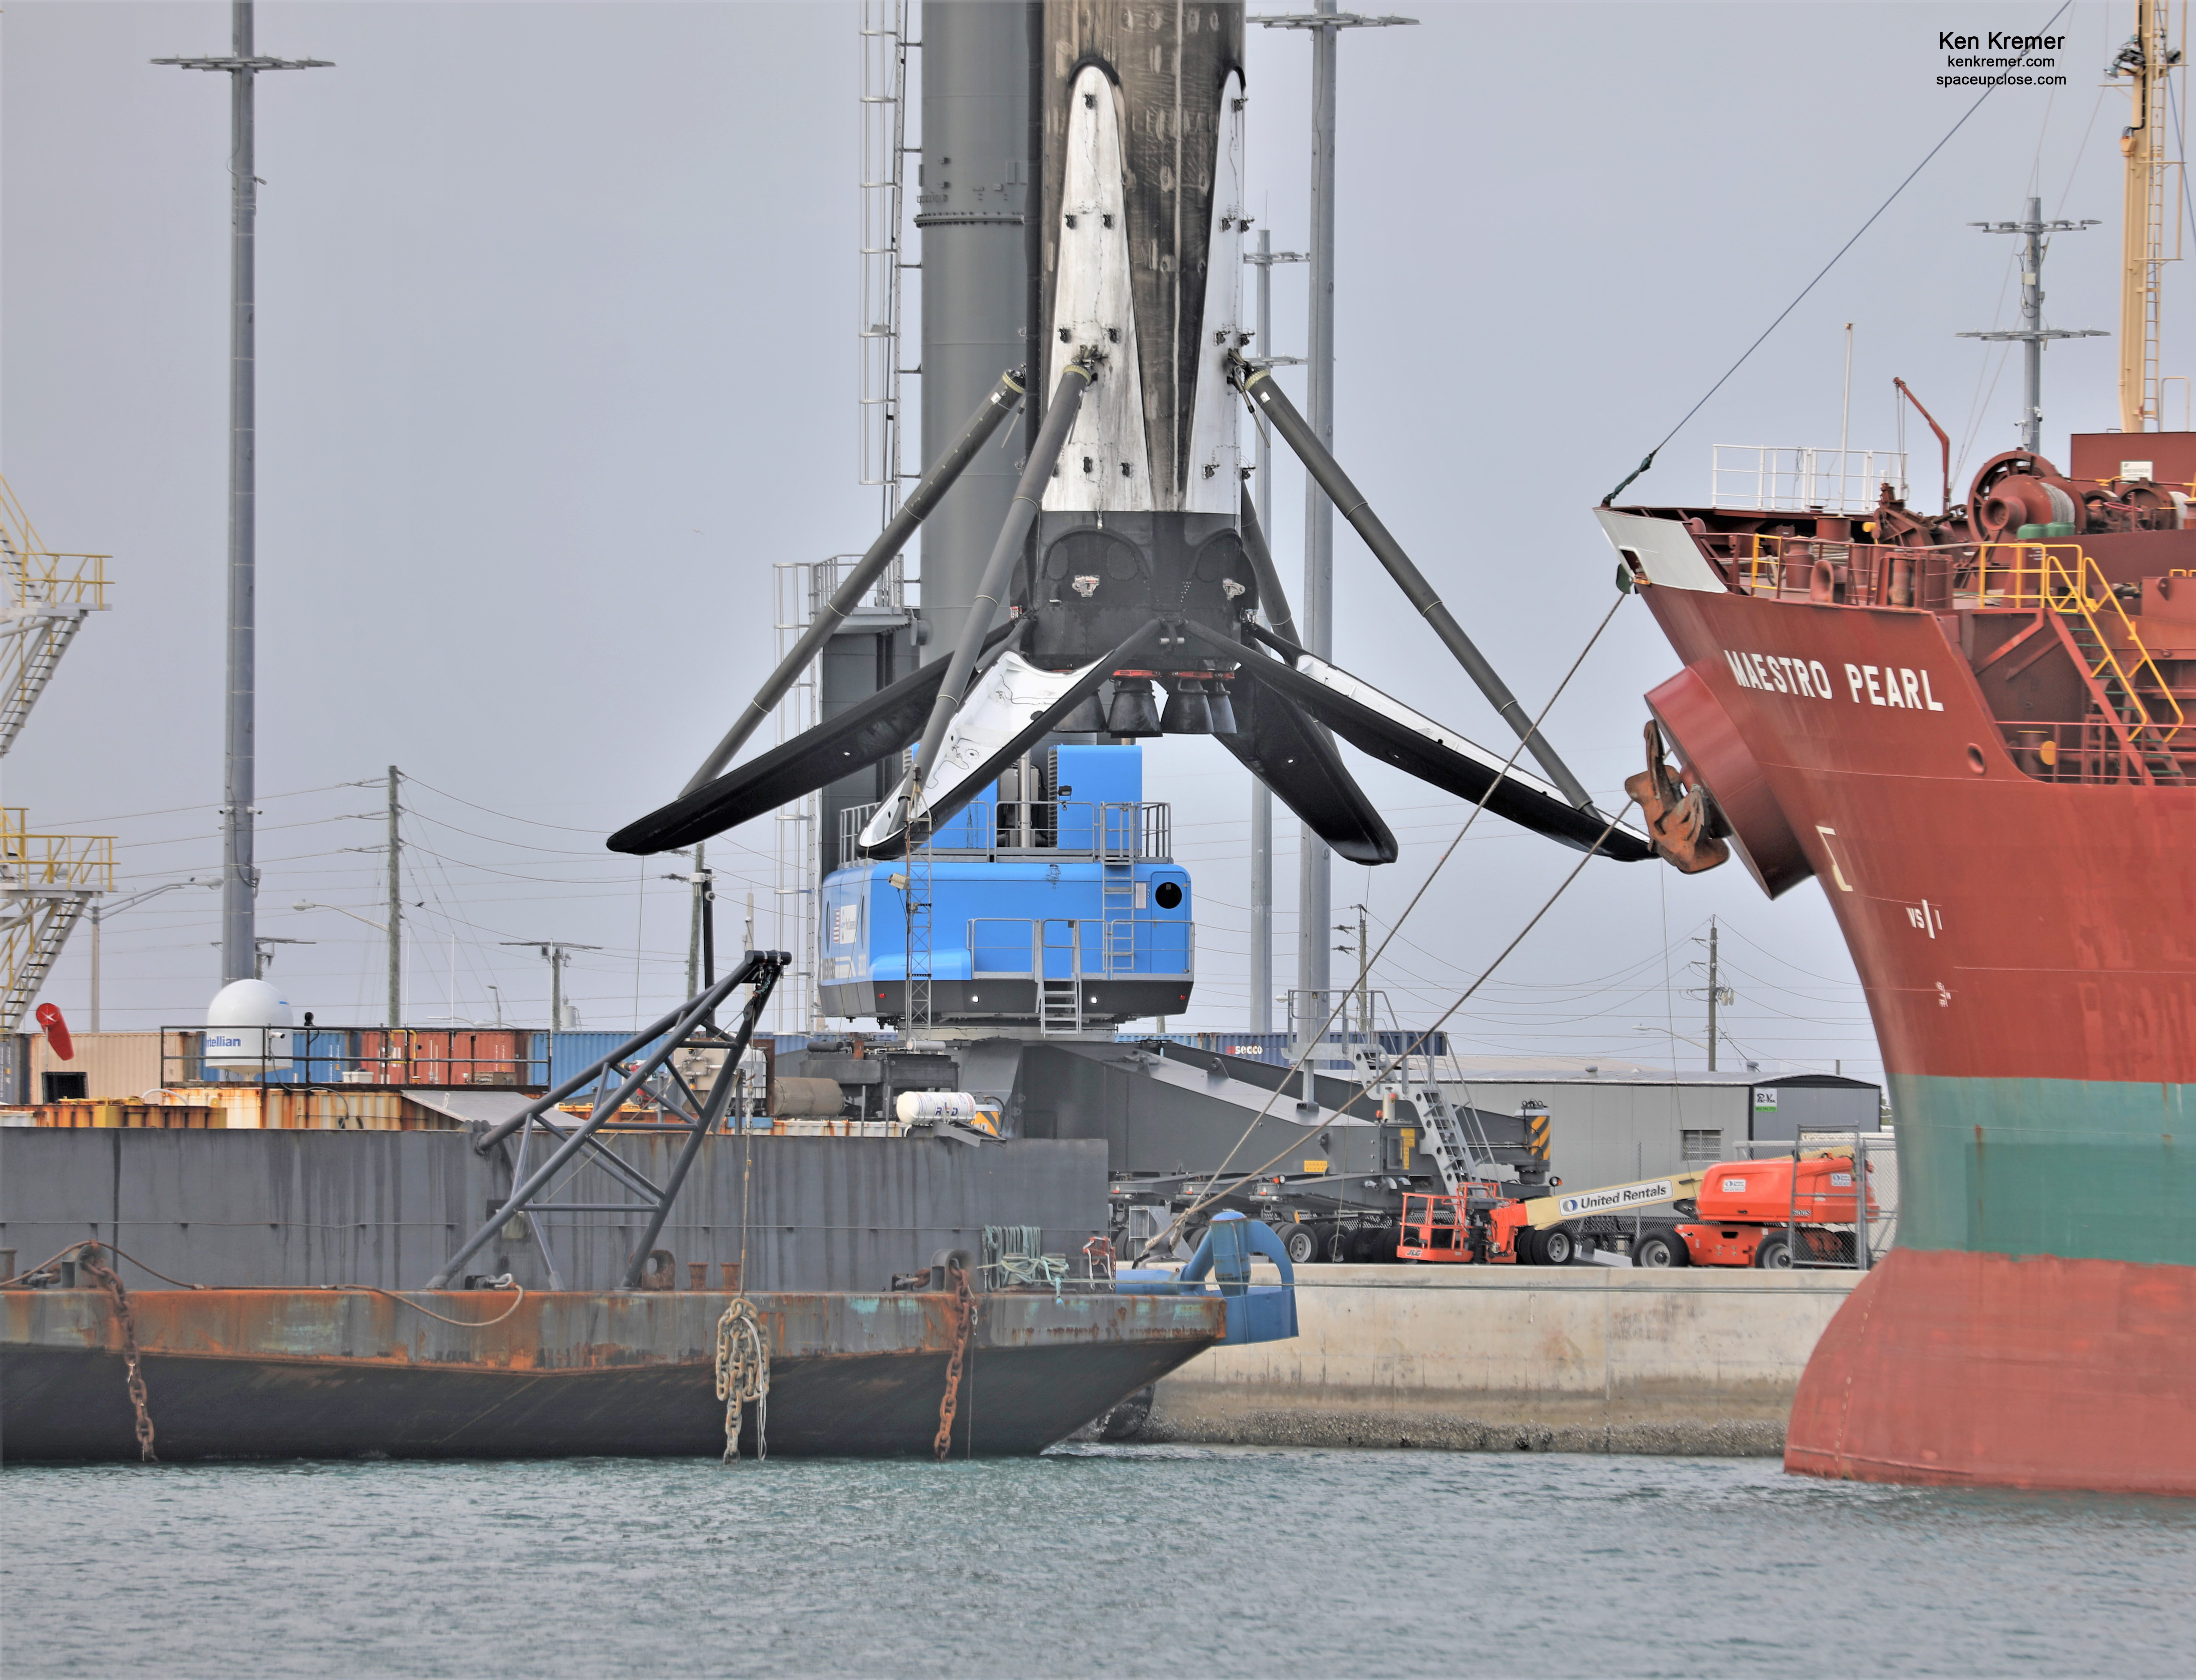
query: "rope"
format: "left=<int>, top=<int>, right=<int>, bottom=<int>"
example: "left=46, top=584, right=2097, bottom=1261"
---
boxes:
left=0, top=1240, right=525, bottom=1327
left=324, top=1281, right=528, bottom=1328
left=714, top=1297, right=769, bottom=1463
left=1132, top=591, right=1628, bottom=1260
left=1167, top=800, right=1636, bottom=1239
left=981, top=1225, right=1066, bottom=1300
left=1600, top=0, right=2071, bottom=507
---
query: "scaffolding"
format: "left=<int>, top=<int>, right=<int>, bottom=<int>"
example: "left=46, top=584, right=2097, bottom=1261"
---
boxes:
left=858, top=0, right=914, bottom=524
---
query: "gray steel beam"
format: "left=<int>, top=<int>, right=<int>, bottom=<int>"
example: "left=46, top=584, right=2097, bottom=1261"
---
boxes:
left=427, top=953, right=783, bottom=1290
left=682, top=369, right=1026, bottom=795
left=910, top=362, right=1094, bottom=801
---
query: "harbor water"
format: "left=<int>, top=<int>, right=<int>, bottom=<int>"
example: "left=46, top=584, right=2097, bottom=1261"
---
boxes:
left=5, top=1447, right=2192, bottom=1676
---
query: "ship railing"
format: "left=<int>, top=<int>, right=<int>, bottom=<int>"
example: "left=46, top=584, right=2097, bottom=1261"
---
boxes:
left=967, top=916, right=1194, bottom=982
left=1710, top=446, right=1909, bottom=514
left=837, top=799, right=1176, bottom=864
left=1713, top=532, right=1961, bottom=611
left=1972, top=544, right=2185, bottom=756
left=1990, top=718, right=2186, bottom=784
left=158, top=1026, right=552, bottom=1090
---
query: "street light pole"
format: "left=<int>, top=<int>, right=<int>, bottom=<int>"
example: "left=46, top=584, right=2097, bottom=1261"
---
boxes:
left=154, top=5, right=331, bottom=988
left=90, top=879, right=220, bottom=1031
left=1244, top=228, right=1305, bottom=1034
left=1257, top=3, right=1414, bottom=1058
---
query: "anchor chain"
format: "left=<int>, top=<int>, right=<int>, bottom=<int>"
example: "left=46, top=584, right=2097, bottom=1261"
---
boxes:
left=76, top=1243, right=156, bottom=1463
left=714, top=1298, right=768, bottom=1463
left=932, top=1259, right=979, bottom=1462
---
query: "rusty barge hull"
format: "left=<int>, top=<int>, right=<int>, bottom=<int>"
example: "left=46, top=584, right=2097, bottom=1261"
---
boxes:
left=0, top=1288, right=1221, bottom=1461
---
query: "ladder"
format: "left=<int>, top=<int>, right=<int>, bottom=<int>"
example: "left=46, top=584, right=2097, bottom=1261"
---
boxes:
left=1038, top=920, right=1083, bottom=1035
left=1352, top=1044, right=1485, bottom=1197
left=904, top=809, right=934, bottom=1034
left=1100, top=802, right=1136, bottom=975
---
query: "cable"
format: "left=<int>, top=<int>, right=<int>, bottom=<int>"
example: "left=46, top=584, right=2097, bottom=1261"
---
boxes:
left=1601, top=1, right=2071, bottom=507
left=1134, top=594, right=1632, bottom=1256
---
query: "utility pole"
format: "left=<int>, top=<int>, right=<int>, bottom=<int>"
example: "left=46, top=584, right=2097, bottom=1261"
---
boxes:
left=1258, top=3, right=1414, bottom=1057
left=1335, top=902, right=1370, bottom=1035
left=155, top=5, right=331, bottom=987
left=1244, top=228, right=1305, bottom=1034
left=385, top=767, right=402, bottom=1028
left=670, top=843, right=716, bottom=999
left=502, top=942, right=599, bottom=1032
left=1706, top=916, right=1719, bottom=1071
left=1960, top=198, right=2102, bottom=452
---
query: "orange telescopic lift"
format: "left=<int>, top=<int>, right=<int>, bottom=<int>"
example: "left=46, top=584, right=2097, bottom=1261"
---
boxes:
left=1396, top=1149, right=1878, bottom=1269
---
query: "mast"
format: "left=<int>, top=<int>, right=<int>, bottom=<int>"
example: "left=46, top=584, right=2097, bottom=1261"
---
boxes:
left=1959, top=201, right=2102, bottom=451
left=2112, top=0, right=2182, bottom=433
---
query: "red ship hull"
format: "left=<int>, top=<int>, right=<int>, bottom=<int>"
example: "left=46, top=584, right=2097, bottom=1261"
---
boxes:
left=1602, top=503, right=2195, bottom=1495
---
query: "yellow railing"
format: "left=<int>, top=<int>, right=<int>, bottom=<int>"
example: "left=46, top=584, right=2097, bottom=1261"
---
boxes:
left=1974, top=543, right=2186, bottom=754
left=0, top=808, right=115, bottom=892
left=1, top=473, right=110, bottom=610
left=5, top=549, right=110, bottom=611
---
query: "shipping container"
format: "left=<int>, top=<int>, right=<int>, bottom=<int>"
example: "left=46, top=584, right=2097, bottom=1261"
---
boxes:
left=352, top=1029, right=543, bottom=1087
left=28, top=1030, right=163, bottom=1102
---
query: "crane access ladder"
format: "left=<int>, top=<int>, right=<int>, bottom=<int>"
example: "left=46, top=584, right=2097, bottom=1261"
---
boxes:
left=1350, top=1044, right=1490, bottom=1197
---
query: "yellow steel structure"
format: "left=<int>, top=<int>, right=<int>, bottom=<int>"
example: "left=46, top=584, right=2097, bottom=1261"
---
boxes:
left=0, top=809, right=115, bottom=1033
left=2113, top=0, right=2185, bottom=433
left=0, top=475, right=117, bottom=1032
left=0, top=473, right=111, bottom=759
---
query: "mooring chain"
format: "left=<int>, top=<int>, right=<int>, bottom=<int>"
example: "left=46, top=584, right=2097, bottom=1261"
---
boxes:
left=932, top=1259, right=979, bottom=1462
left=714, top=1298, right=769, bottom=1464
left=75, top=1243, right=156, bottom=1464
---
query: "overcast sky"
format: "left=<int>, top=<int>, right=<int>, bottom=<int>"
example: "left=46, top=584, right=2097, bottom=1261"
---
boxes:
left=2, top=1, right=2165, bottom=1073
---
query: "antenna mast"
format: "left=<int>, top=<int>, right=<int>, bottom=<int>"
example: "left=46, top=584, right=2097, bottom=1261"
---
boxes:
left=1959, top=199, right=2103, bottom=453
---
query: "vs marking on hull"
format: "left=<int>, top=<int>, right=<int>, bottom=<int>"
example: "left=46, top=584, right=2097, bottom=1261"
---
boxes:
left=1904, top=899, right=1944, bottom=938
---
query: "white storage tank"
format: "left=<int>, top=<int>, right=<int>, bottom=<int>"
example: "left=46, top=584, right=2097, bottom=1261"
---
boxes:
left=202, top=980, right=294, bottom=1078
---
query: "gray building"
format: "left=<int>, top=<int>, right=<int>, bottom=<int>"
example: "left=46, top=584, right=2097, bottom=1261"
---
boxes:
left=1438, top=1060, right=1883, bottom=1194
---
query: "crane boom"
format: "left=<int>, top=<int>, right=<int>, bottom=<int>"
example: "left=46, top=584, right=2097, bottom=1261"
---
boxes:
left=2116, top=0, right=2182, bottom=433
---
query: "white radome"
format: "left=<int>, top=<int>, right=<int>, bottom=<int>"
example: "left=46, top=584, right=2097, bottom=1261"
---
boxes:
left=203, top=979, right=294, bottom=1075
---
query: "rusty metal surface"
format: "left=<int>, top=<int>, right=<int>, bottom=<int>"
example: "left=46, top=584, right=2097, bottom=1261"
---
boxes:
left=1, top=1285, right=1221, bottom=1461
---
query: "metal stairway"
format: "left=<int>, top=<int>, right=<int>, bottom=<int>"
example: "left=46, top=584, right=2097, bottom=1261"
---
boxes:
left=1350, top=1044, right=1488, bottom=1196
left=2056, top=614, right=2188, bottom=784
left=0, top=481, right=115, bottom=1030
left=1039, top=975, right=1083, bottom=1035
left=0, top=891, right=93, bottom=1032
left=0, top=604, right=90, bottom=759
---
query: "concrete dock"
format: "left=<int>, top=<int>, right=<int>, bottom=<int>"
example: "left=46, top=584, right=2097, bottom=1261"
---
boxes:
left=1139, top=1265, right=1861, bottom=1455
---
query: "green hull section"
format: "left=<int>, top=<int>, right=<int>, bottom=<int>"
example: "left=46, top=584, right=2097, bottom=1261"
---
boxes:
left=1887, top=1075, right=2193, bottom=1266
